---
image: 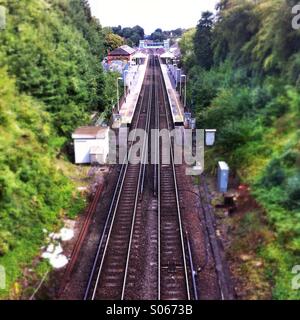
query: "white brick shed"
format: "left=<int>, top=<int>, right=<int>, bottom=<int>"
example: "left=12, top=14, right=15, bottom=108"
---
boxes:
left=72, top=126, right=110, bottom=164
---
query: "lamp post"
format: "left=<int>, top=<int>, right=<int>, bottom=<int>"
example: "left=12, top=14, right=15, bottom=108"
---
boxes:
left=124, top=70, right=128, bottom=103
left=173, top=63, right=177, bottom=79
left=181, top=74, right=187, bottom=108
left=117, top=77, right=123, bottom=113
left=176, top=68, right=181, bottom=90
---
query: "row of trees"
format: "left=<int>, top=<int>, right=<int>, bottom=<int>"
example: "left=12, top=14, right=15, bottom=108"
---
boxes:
left=193, top=0, right=300, bottom=76
left=180, top=0, right=300, bottom=299
left=148, top=28, right=183, bottom=42
left=108, top=26, right=184, bottom=48
left=111, top=25, right=144, bottom=47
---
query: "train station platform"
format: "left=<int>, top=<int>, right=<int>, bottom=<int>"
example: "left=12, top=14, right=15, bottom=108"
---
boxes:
left=159, top=59, right=184, bottom=125
left=118, top=55, right=149, bottom=126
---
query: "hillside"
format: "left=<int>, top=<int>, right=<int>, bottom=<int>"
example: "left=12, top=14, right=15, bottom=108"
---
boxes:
left=0, top=0, right=116, bottom=298
left=180, top=0, right=300, bottom=299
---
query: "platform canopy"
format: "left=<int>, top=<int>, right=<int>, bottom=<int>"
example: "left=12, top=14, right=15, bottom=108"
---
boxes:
left=160, top=51, right=175, bottom=59
left=132, top=51, right=147, bottom=59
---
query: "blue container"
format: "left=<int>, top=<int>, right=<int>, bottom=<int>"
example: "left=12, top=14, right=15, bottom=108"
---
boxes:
left=218, top=161, right=229, bottom=193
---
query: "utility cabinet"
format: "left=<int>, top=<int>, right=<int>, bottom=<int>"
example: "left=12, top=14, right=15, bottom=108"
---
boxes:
left=218, top=161, right=229, bottom=193
left=205, top=129, right=216, bottom=146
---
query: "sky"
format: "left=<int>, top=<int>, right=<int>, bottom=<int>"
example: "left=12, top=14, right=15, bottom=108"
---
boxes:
left=88, top=0, right=219, bottom=35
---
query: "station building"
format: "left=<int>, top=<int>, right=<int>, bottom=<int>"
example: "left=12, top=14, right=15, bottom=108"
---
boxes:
left=107, top=45, right=136, bottom=64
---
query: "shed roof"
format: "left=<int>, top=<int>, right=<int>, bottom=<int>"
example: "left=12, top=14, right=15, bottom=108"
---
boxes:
left=109, top=45, right=135, bottom=56
left=72, top=126, right=108, bottom=139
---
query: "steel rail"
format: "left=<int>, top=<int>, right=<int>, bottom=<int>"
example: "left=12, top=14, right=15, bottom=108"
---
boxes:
left=60, top=176, right=105, bottom=297
left=186, top=231, right=199, bottom=300
left=121, top=58, right=154, bottom=299
left=139, top=62, right=154, bottom=196
left=84, top=58, right=151, bottom=300
left=157, top=56, right=191, bottom=300
left=90, top=61, right=153, bottom=300
left=154, top=58, right=161, bottom=300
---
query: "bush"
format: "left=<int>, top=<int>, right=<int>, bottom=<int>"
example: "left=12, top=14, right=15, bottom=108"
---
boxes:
left=280, top=150, right=299, bottom=167
left=259, top=158, right=286, bottom=188
left=262, top=96, right=289, bottom=126
left=284, top=174, right=300, bottom=211
left=251, top=87, right=273, bottom=110
left=287, top=53, right=300, bottom=86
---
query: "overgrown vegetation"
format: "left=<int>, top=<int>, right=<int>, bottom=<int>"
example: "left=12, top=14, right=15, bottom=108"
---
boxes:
left=0, top=0, right=117, bottom=298
left=180, top=0, right=300, bottom=299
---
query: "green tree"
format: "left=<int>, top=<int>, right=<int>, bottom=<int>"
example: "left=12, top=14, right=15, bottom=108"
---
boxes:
left=179, top=28, right=196, bottom=69
left=104, top=32, right=125, bottom=52
left=111, top=25, right=144, bottom=46
left=194, top=11, right=214, bottom=69
left=150, top=28, right=166, bottom=42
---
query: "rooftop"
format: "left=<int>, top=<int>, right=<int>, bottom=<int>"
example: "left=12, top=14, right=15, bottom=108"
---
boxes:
left=72, top=126, right=109, bottom=139
left=109, top=45, right=135, bottom=56
left=160, top=51, right=175, bottom=59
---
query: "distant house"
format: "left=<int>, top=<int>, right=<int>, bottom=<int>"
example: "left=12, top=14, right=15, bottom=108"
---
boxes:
left=72, top=127, right=110, bottom=164
left=107, top=45, right=135, bottom=64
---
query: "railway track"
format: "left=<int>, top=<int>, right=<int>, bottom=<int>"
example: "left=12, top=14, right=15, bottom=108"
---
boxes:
left=83, top=55, right=195, bottom=300
left=84, top=57, right=154, bottom=300
left=155, top=56, right=191, bottom=300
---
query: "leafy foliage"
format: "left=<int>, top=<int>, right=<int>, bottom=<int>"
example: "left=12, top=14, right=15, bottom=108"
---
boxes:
left=0, top=0, right=107, bottom=136
left=180, top=0, right=300, bottom=299
left=0, top=68, right=77, bottom=296
left=194, top=11, right=214, bottom=69
left=0, top=0, right=117, bottom=297
left=104, top=32, right=125, bottom=52
left=179, top=28, right=196, bottom=70
left=112, top=25, right=144, bottom=46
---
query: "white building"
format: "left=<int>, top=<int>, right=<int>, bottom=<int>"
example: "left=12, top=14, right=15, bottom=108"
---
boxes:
left=72, top=126, right=110, bottom=164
